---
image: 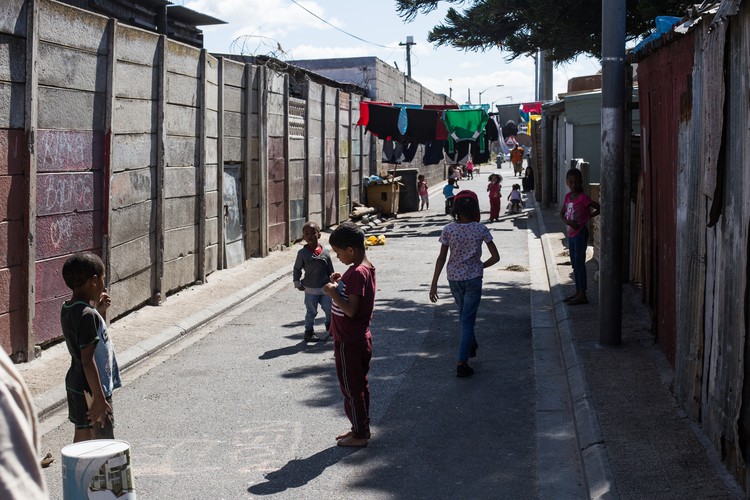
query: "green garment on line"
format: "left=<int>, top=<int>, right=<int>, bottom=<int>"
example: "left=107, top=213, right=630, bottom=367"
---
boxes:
left=441, top=109, right=490, bottom=155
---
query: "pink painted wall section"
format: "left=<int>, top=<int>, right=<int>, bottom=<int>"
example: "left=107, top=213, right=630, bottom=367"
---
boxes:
left=0, top=128, right=26, bottom=354
left=33, top=130, right=105, bottom=345
left=36, top=129, right=104, bottom=172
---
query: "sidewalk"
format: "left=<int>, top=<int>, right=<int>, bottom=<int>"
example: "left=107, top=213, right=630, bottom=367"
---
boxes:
left=534, top=199, right=743, bottom=499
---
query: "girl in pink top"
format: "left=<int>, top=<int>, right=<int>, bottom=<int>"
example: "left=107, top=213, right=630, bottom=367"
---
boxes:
left=559, top=168, right=600, bottom=305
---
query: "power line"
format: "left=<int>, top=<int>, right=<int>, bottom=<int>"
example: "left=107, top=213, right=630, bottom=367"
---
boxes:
left=289, top=0, right=399, bottom=49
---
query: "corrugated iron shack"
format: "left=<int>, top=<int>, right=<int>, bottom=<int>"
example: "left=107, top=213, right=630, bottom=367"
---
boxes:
left=633, top=0, right=750, bottom=488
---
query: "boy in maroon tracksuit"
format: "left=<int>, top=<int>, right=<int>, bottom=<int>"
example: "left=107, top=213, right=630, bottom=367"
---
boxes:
left=323, top=222, right=376, bottom=447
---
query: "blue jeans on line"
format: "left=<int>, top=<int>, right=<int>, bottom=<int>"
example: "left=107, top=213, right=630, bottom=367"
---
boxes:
left=568, top=226, right=589, bottom=292
left=304, top=293, right=332, bottom=331
left=449, top=276, right=483, bottom=362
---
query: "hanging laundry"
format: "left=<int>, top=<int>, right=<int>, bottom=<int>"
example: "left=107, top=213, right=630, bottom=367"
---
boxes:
left=366, top=104, right=402, bottom=139
left=357, top=101, right=391, bottom=127
left=382, top=140, right=404, bottom=164
left=442, top=109, right=490, bottom=155
left=521, top=102, right=542, bottom=114
left=382, top=140, right=419, bottom=164
left=423, top=140, right=445, bottom=165
left=424, top=104, right=459, bottom=141
left=402, top=141, right=420, bottom=163
left=485, top=118, right=499, bottom=142
left=404, top=108, right=440, bottom=143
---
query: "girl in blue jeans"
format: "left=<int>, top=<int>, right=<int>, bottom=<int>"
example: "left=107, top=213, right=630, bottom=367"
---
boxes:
left=559, top=168, right=600, bottom=305
left=429, top=190, right=499, bottom=377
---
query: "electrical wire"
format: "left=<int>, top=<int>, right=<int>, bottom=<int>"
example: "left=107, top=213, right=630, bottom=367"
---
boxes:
left=289, top=0, right=400, bottom=49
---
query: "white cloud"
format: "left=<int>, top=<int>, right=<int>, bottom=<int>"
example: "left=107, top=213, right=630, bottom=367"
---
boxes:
left=188, top=0, right=342, bottom=41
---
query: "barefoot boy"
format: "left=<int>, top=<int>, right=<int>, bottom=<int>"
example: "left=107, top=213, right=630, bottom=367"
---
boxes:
left=61, top=252, right=121, bottom=442
left=323, top=222, right=376, bottom=447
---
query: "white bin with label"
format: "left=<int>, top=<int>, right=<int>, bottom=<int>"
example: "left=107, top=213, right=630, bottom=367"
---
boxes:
left=61, top=439, right=136, bottom=499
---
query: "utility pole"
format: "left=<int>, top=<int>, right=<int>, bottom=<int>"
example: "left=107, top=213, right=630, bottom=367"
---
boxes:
left=538, top=50, right=553, bottom=101
left=399, top=36, right=416, bottom=78
left=599, top=0, right=625, bottom=346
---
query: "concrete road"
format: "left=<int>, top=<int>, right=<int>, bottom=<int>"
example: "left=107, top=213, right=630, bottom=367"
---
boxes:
left=39, top=164, right=560, bottom=499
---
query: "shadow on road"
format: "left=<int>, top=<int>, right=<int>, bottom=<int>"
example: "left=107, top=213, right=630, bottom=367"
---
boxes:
left=247, top=446, right=361, bottom=495
left=259, top=339, right=330, bottom=360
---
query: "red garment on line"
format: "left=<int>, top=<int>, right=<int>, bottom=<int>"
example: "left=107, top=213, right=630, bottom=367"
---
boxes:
left=356, top=101, right=391, bottom=127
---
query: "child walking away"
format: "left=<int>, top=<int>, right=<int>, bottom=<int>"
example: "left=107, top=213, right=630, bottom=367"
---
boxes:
left=487, top=173, right=502, bottom=222
left=323, top=222, right=376, bottom=447
left=417, top=174, right=429, bottom=211
left=61, top=252, right=121, bottom=442
left=559, top=168, right=601, bottom=305
left=443, top=178, right=457, bottom=215
left=294, top=221, right=335, bottom=342
left=508, top=183, right=523, bottom=213
left=466, top=159, right=474, bottom=180
left=429, top=191, right=500, bottom=377
left=511, top=145, right=525, bottom=177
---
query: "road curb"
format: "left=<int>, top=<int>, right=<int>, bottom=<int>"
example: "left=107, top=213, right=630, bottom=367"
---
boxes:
left=531, top=197, right=618, bottom=499
left=35, top=267, right=293, bottom=420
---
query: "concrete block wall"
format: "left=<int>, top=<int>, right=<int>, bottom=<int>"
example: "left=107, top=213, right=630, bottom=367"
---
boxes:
left=108, top=24, right=159, bottom=319
left=338, top=91, right=350, bottom=222
left=33, top=0, right=108, bottom=346
left=323, top=86, right=337, bottom=228
left=306, top=81, right=324, bottom=227
left=0, top=0, right=28, bottom=357
left=0, top=0, right=393, bottom=358
left=266, top=71, right=287, bottom=250
left=288, top=95, right=306, bottom=241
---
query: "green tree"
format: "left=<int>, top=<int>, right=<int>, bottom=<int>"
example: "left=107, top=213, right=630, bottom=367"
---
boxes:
left=396, top=0, right=690, bottom=62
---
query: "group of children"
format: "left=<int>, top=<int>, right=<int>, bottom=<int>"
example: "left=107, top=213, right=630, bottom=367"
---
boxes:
left=59, top=164, right=597, bottom=452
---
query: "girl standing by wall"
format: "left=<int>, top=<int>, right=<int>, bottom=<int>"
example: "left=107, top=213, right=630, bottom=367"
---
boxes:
left=559, top=168, right=600, bottom=305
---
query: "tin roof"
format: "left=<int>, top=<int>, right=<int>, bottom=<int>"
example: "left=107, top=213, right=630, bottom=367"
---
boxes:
left=167, top=5, right=226, bottom=26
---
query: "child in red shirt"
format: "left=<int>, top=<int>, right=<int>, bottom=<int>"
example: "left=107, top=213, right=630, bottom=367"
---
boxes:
left=324, top=222, right=376, bottom=447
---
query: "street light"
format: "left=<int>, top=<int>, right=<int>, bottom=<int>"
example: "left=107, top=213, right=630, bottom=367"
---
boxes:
left=448, top=78, right=452, bottom=99
left=478, top=84, right=503, bottom=105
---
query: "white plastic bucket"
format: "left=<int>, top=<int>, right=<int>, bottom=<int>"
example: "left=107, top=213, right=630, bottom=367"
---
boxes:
left=61, top=439, right=136, bottom=499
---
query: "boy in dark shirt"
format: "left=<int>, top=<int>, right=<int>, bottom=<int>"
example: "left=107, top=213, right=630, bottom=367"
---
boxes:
left=293, top=221, right=335, bottom=342
left=61, top=252, right=121, bottom=442
left=323, top=222, right=376, bottom=447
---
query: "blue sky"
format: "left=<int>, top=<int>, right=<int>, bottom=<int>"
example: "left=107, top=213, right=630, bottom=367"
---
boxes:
left=187, top=0, right=602, bottom=106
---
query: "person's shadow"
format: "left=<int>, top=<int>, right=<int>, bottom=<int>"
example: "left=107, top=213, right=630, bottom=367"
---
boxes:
left=247, top=446, right=360, bottom=495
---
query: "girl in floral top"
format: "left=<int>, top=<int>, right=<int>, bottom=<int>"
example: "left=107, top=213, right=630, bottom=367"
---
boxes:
left=429, top=190, right=500, bottom=377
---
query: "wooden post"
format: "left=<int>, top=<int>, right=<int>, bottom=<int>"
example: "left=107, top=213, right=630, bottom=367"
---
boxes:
left=197, top=49, right=207, bottom=283
left=217, top=58, right=225, bottom=270
left=102, top=19, right=117, bottom=294
left=258, top=65, right=269, bottom=257
left=152, top=35, right=167, bottom=305
left=22, top=0, right=39, bottom=361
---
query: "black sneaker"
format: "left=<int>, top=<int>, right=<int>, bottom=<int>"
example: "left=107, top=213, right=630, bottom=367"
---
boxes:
left=304, top=330, right=320, bottom=342
left=469, top=340, right=478, bottom=358
left=456, top=363, right=474, bottom=378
